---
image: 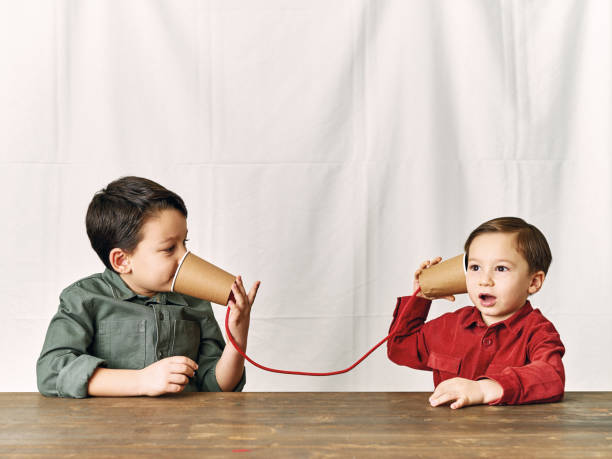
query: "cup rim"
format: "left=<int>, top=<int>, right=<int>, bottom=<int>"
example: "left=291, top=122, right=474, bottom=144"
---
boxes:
left=171, top=251, right=191, bottom=292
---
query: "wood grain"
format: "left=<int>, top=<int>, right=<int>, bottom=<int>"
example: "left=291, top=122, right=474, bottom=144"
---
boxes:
left=1, top=392, right=610, bottom=457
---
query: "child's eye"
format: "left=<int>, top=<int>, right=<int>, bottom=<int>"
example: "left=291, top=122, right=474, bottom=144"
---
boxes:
left=164, top=245, right=176, bottom=253
left=495, top=266, right=509, bottom=272
left=469, top=264, right=480, bottom=271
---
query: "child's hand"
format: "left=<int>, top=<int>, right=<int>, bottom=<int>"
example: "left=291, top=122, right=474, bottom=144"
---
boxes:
left=429, top=377, right=503, bottom=409
left=138, top=356, right=198, bottom=396
left=414, top=257, right=455, bottom=301
left=227, top=276, right=261, bottom=348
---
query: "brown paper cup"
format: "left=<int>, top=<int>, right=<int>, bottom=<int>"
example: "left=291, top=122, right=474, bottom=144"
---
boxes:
left=418, top=253, right=467, bottom=298
left=171, top=251, right=236, bottom=306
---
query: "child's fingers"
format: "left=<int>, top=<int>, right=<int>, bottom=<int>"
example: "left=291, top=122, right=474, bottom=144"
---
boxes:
left=232, top=277, right=247, bottom=300
left=430, top=256, right=442, bottom=266
left=231, top=282, right=247, bottom=312
left=247, top=281, right=261, bottom=305
left=165, top=383, right=185, bottom=393
left=418, top=256, right=442, bottom=273
left=450, top=396, right=466, bottom=410
left=168, top=373, right=189, bottom=386
left=429, top=381, right=454, bottom=404
left=168, top=356, right=198, bottom=371
left=233, top=276, right=258, bottom=310
left=236, top=276, right=248, bottom=298
left=429, top=391, right=456, bottom=407
left=171, top=363, right=196, bottom=377
left=415, top=257, right=439, bottom=278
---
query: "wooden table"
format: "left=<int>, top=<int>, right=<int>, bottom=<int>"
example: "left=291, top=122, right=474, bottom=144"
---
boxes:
left=1, top=392, right=611, bottom=457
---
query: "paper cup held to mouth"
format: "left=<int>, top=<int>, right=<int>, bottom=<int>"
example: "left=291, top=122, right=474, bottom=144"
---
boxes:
left=171, top=251, right=235, bottom=306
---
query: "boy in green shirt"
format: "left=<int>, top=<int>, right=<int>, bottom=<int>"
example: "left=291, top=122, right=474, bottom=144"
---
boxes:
left=37, top=176, right=260, bottom=397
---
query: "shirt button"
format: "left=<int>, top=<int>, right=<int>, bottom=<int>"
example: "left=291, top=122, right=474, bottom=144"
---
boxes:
left=158, top=312, right=164, bottom=320
left=483, top=338, right=493, bottom=346
left=157, top=351, right=163, bottom=359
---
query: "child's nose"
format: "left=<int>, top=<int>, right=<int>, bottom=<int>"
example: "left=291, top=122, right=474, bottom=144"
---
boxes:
left=479, top=272, right=494, bottom=286
left=176, top=246, right=188, bottom=261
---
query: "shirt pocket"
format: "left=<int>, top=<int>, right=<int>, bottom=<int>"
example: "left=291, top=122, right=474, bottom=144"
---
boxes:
left=171, top=320, right=201, bottom=362
left=427, top=351, right=462, bottom=378
left=96, top=319, right=146, bottom=369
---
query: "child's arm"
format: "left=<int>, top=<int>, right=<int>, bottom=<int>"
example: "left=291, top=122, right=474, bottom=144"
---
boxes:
left=87, top=356, right=198, bottom=396
left=483, top=322, right=565, bottom=405
left=214, top=276, right=260, bottom=391
left=37, top=287, right=106, bottom=398
left=387, top=257, right=454, bottom=369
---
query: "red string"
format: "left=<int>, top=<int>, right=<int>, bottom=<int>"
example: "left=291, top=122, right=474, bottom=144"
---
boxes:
left=224, top=287, right=421, bottom=376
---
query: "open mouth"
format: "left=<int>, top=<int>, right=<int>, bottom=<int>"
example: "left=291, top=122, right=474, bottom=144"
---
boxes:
left=478, top=293, right=497, bottom=307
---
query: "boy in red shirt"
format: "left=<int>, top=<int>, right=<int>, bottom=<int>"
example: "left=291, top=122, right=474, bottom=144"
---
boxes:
left=387, top=217, right=564, bottom=409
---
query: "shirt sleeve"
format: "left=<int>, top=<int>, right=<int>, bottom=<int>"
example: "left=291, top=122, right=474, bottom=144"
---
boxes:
left=36, top=287, right=106, bottom=398
left=386, top=295, right=434, bottom=371
left=484, top=320, right=565, bottom=405
left=195, top=311, right=246, bottom=392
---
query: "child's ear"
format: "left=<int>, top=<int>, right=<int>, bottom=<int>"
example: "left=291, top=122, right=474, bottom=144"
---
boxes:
left=527, top=270, right=546, bottom=295
left=109, top=248, right=132, bottom=274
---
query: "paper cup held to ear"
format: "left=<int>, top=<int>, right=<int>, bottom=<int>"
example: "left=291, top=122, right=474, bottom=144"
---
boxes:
left=418, top=253, right=468, bottom=298
left=171, top=251, right=236, bottom=306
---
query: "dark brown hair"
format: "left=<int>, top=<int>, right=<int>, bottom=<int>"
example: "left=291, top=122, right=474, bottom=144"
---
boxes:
left=464, top=217, right=552, bottom=274
left=86, top=176, right=187, bottom=271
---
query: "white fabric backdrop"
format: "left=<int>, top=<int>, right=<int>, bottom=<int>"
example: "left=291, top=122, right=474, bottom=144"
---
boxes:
left=1, top=0, right=610, bottom=392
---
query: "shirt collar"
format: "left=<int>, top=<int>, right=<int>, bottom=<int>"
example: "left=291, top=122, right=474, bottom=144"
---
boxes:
left=503, top=301, right=533, bottom=332
left=102, top=268, right=188, bottom=306
left=461, top=301, right=533, bottom=332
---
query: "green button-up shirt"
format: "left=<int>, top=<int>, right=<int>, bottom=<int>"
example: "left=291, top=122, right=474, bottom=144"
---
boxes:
left=37, top=268, right=245, bottom=398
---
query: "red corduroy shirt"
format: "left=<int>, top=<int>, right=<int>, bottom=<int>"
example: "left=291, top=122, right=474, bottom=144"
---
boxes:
left=387, top=296, right=565, bottom=405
